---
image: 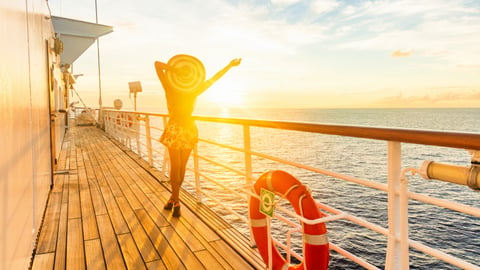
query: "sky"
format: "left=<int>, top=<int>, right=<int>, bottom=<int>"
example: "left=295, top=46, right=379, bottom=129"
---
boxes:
left=49, top=0, right=480, bottom=110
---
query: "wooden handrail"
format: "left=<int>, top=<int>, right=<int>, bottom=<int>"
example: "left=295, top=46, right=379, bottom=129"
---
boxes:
left=103, top=109, right=480, bottom=150
left=193, top=116, right=480, bottom=150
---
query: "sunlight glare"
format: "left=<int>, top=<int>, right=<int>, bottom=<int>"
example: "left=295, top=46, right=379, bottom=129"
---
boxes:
left=205, top=78, right=245, bottom=107
left=210, top=91, right=244, bottom=107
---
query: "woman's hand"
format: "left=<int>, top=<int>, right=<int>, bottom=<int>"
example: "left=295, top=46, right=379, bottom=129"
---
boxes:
left=229, top=58, right=242, bottom=67
left=155, top=61, right=169, bottom=71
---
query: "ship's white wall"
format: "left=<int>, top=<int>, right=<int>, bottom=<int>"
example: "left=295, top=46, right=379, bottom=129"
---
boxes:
left=0, top=0, right=54, bottom=269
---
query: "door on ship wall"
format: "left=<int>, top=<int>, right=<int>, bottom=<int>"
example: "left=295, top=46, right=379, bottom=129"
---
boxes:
left=47, top=40, right=57, bottom=179
left=47, top=38, right=69, bottom=180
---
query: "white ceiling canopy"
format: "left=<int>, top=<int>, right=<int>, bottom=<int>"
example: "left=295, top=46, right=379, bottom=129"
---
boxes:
left=52, top=16, right=113, bottom=65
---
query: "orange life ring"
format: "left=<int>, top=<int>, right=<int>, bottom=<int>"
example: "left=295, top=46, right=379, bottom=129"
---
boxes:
left=115, top=114, right=133, bottom=128
left=249, top=170, right=329, bottom=270
left=116, top=114, right=122, bottom=125
left=125, top=114, right=133, bottom=128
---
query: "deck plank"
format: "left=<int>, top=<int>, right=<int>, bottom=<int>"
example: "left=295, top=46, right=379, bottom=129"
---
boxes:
left=88, top=179, right=108, bottom=216
left=210, top=240, right=258, bottom=270
left=67, top=174, right=81, bottom=220
left=32, top=125, right=264, bottom=270
left=109, top=157, right=168, bottom=226
left=146, top=259, right=167, bottom=270
left=195, top=249, right=229, bottom=270
left=79, top=179, right=99, bottom=240
left=135, top=209, right=186, bottom=270
left=31, top=253, right=54, bottom=270
left=54, top=203, right=68, bottom=270
left=84, top=239, right=106, bottom=270
left=116, top=196, right=160, bottom=262
left=35, top=190, right=61, bottom=254
left=96, top=214, right=126, bottom=270
left=96, top=171, right=129, bottom=235
left=168, top=217, right=205, bottom=252
left=118, top=233, right=147, bottom=270
left=159, top=225, right=205, bottom=269
left=66, top=218, right=85, bottom=269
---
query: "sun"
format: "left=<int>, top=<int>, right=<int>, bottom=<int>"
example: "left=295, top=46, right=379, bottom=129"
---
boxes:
left=209, top=91, right=244, bottom=107
left=204, top=79, right=245, bottom=107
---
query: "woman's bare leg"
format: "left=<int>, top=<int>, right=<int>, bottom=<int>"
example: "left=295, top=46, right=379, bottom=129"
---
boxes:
left=168, top=147, right=192, bottom=202
left=178, top=148, right=192, bottom=184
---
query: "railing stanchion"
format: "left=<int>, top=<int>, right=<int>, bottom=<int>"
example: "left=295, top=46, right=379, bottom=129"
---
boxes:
left=103, top=111, right=108, bottom=133
left=144, top=115, right=153, bottom=167
left=136, top=114, right=141, bottom=156
left=243, top=124, right=253, bottom=184
left=193, top=145, right=202, bottom=202
left=385, top=141, right=409, bottom=269
left=243, top=124, right=257, bottom=247
left=161, top=116, right=169, bottom=177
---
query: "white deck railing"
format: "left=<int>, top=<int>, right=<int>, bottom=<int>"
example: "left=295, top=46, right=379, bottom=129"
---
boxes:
left=102, top=109, right=480, bottom=270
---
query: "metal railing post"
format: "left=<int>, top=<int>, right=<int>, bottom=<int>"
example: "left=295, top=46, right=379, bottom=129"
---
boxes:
left=243, top=124, right=257, bottom=247
left=144, top=115, right=153, bottom=167
left=135, top=114, right=141, bottom=156
left=243, top=124, right=253, bottom=185
left=193, top=145, right=202, bottom=202
left=161, top=116, right=169, bottom=179
left=385, top=141, right=409, bottom=269
left=103, top=110, right=109, bottom=133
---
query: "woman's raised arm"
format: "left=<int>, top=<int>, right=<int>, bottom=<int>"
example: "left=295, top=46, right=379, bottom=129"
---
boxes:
left=195, top=58, right=241, bottom=95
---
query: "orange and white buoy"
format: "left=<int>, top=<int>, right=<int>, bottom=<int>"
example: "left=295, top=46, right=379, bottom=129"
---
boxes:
left=249, top=170, right=329, bottom=270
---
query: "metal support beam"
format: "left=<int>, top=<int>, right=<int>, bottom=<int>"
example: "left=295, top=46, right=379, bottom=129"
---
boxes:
left=385, top=141, right=409, bottom=269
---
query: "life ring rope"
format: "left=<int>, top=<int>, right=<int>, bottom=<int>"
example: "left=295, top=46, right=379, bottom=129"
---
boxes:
left=262, top=172, right=301, bottom=208
left=256, top=185, right=299, bottom=209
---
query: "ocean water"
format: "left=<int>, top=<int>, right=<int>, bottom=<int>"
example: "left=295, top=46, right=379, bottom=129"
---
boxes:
left=145, top=107, right=480, bottom=269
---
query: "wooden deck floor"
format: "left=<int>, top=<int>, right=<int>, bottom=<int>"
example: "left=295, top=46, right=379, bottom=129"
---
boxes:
left=31, top=124, right=264, bottom=269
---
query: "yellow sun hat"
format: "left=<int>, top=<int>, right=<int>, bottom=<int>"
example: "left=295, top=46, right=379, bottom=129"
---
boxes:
left=166, top=54, right=206, bottom=92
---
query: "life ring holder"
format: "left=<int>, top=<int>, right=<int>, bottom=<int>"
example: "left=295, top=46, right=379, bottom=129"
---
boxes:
left=116, top=114, right=122, bottom=126
left=115, top=113, right=133, bottom=128
left=125, top=114, right=133, bottom=128
left=249, top=170, right=329, bottom=270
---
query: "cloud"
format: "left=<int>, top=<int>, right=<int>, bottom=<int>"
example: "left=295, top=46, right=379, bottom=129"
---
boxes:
left=311, top=0, right=340, bottom=14
left=391, top=50, right=413, bottom=57
left=271, top=0, right=302, bottom=7
left=457, top=64, right=480, bottom=69
left=52, top=0, right=480, bottom=109
left=335, top=0, right=480, bottom=66
left=374, top=88, right=480, bottom=107
left=433, top=89, right=480, bottom=102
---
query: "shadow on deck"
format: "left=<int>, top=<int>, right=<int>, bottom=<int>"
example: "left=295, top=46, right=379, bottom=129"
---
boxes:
left=31, top=124, right=264, bottom=269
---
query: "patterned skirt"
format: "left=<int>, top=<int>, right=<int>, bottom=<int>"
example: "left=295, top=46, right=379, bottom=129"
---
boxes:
left=160, top=119, right=198, bottom=150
